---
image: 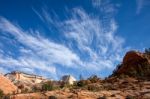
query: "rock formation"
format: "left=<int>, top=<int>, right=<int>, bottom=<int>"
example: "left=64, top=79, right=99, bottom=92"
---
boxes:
left=0, top=74, right=17, bottom=94
left=112, top=51, right=150, bottom=79
left=5, top=71, right=48, bottom=93
left=61, top=75, right=76, bottom=85
left=5, top=71, right=48, bottom=84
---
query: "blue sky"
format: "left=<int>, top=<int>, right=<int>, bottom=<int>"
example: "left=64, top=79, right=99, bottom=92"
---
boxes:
left=0, top=0, right=150, bottom=80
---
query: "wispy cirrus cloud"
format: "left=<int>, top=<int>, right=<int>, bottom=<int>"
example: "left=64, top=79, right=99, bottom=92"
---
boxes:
left=32, top=2, right=127, bottom=76
left=60, top=8, right=125, bottom=70
left=92, top=0, right=102, bottom=7
left=0, top=17, right=81, bottom=79
left=92, top=0, right=119, bottom=16
left=136, top=0, right=150, bottom=14
left=0, top=0, right=128, bottom=79
left=136, top=0, right=144, bottom=14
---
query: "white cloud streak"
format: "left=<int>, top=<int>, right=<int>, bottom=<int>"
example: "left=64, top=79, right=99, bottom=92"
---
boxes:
left=136, top=0, right=150, bottom=14
left=60, top=8, right=125, bottom=70
left=0, top=17, right=81, bottom=78
left=92, top=0, right=102, bottom=7
left=136, top=0, right=144, bottom=14
left=34, top=5, right=126, bottom=72
left=0, top=0, right=128, bottom=78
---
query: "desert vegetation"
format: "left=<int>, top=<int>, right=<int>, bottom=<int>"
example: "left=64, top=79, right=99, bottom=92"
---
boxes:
left=0, top=89, right=11, bottom=99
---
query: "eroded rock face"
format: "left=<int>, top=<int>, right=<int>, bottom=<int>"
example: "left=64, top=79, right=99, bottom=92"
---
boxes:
left=113, top=51, right=150, bottom=79
left=0, top=75, right=17, bottom=94
left=5, top=71, right=48, bottom=84
left=123, top=51, right=146, bottom=64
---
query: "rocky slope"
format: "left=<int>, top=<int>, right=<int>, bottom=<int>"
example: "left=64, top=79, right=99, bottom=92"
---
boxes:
left=10, top=80, right=150, bottom=99
left=0, top=75, right=17, bottom=94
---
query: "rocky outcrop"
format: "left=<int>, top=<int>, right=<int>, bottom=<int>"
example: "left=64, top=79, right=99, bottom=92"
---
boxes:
left=61, top=75, right=76, bottom=85
left=4, top=71, right=48, bottom=93
left=112, top=51, right=150, bottom=79
left=5, top=71, right=48, bottom=84
left=0, top=75, right=17, bottom=94
left=123, top=51, right=146, bottom=64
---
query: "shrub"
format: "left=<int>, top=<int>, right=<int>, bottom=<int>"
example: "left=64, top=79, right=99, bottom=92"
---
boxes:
left=87, top=84, right=103, bottom=91
left=0, top=89, right=4, bottom=98
left=112, top=64, right=122, bottom=76
left=125, top=95, right=135, bottom=99
left=60, top=81, right=72, bottom=88
left=18, top=84, right=24, bottom=89
left=48, top=95, right=57, bottom=99
left=88, top=75, right=101, bottom=83
left=103, top=83, right=117, bottom=90
left=3, top=95, right=11, bottom=99
left=42, top=84, right=53, bottom=91
left=42, top=81, right=56, bottom=91
left=97, top=96, right=107, bottom=99
left=76, top=80, right=90, bottom=87
left=119, top=74, right=129, bottom=79
left=32, top=86, right=41, bottom=92
left=22, top=88, right=29, bottom=93
left=77, top=80, right=85, bottom=87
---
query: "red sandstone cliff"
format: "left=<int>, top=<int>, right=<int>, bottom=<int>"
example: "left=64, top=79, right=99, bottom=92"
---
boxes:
left=112, top=51, right=150, bottom=79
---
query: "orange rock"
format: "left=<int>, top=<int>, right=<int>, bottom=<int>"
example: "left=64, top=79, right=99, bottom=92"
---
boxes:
left=114, top=51, right=150, bottom=78
left=123, top=51, right=145, bottom=64
left=0, top=75, right=17, bottom=94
